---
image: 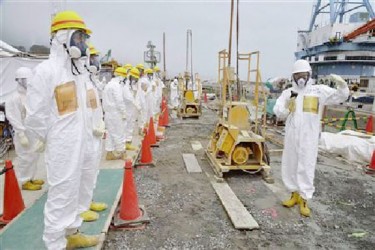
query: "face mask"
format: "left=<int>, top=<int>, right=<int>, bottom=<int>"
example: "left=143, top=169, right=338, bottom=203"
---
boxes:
left=88, top=55, right=100, bottom=74
left=69, top=30, right=89, bottom=59
left=16, top=78, right=27, bottom=90
left=296, top=78, right=306, bottom=88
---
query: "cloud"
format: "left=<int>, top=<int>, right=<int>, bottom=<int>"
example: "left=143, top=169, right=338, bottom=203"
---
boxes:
left=1, top=0, right=313, bottom=80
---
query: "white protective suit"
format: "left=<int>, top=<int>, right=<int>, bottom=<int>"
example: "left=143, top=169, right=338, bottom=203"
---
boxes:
left=135, top=76, right=149, bottom=129
left=170, top=79, right=179, bottom=108
left=6, top=79, right=41, bottom=183
left=154, top=76, right=165, bottom=115
left=273, top=79, right=349, bottom=200
left=150, top=78, right=158, bottom=117
left=102, top=76, right=126, bottom=152
left=25, top=29, right=88, bottom=249
left=77, top=72, right=104, bottom=214
left=123, top=79, right=139, bottom=142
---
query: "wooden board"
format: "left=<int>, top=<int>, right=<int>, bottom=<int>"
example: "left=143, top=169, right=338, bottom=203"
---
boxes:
left=182, top=154, right=202, bottom=173
left=211, top=181, right=259, bottom=230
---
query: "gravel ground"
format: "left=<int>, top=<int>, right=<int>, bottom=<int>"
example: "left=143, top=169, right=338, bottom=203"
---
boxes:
left=103, top=104, right=375, bottom=250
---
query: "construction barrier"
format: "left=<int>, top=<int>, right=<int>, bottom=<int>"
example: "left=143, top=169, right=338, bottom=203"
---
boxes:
left=321, top=110, right=374, bottom=135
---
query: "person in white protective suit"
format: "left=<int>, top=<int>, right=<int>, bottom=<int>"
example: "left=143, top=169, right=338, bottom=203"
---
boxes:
left=135, top=69, right=150, bottom=132
left=5, top=67, right=44, bottom=191
left=153, top=66, right=165, bottom=118
left=77, top=44, right=108, bottom=223
left=24, top=11, right=99, bottom=249
left=273, top=59, right=349, bottom=217
left=144, top=68, right=157, bottom=119
left=122, top=66, right=140, bottom=150
left=102, top=66, right=128, bottom=161
left=170, top=77, right=179, bottom=109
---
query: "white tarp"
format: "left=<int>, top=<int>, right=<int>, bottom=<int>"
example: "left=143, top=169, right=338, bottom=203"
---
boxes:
left=319, top=130, right=375, bottom=163
left=0, top=57, right=44, bottom=104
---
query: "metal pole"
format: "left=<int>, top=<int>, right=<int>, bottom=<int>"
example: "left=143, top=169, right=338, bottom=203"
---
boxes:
left=163, top=32, right=166, bottom=82
left=228, top=0, right=234, bottom=66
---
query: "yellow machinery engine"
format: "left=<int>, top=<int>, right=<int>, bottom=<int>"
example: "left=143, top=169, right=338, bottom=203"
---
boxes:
left=205, top=50, right=273, bottom=183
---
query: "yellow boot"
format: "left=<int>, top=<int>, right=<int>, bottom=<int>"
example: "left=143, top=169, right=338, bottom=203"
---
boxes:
left=80, top=210, right=99, bottom=222
left=282, top=192, right=300, bottom=208
left=31, top=179, right=45, bottom=185
left=299, top=197, right=311, bottom=217
left=22, top=181, right=42, bottom=191
left=106, top=151, right=122, bottom=160
left=125, top=143, right=138, bottom=151
left=66, top=232, right=99, bottom=249
left=90, top=202, right=108, bottom=212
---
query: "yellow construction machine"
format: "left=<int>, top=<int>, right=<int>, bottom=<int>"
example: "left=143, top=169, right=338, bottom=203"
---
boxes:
left=177, top=71, right=202, bottom=118
left=205, top=50, right=273, bottom=183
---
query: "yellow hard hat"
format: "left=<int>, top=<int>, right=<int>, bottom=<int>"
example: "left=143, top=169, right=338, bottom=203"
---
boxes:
left=114, top=67, right=127, bottom=77
left=129, top=67, right=140, bottom=79
left=123, top=64, right=132, bottom=70
left=144, top=68, right=153, bottom=74
left=88, top=43, right=99, bottom=55
left=51, top=10, right=92, bottom=34
left=136, top=63, right=145, bottom=70
left=154, top=66, right=160, bottom=72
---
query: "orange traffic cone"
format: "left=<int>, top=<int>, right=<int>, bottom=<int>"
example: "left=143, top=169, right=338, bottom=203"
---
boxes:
left=204, top=92, right=208, bottom=103
left=365, top=115, right=373, bottom=134
left=138, top=131, right=154, bottom=166
left=162, top=100, right=170, bottom=127
left=365, top=150, right=375, bottom=174
left=113, top=160, right=149, bottom=229
left=148, top=117, right=158, bottom=147
left=0, top=160, right=25, bottom=224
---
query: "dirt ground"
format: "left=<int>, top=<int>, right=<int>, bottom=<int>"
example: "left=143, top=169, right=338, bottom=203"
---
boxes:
left=103, top=104, right=375, bottom=250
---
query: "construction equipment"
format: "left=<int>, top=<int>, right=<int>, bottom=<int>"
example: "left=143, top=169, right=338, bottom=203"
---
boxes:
left=177, top=29, right=202, bottom=118
left=205, top=0, right=273, bottom=183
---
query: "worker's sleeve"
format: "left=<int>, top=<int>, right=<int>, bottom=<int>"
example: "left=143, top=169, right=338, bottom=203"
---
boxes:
left=25, top=67, right=51, bottom=141
left=113, top=84, right=126, bottom=114
left=319, top=84, right=349, bottom=106
left=273, top=89, right=290, bottom=119
left=5, top=97, right=25, bottom=133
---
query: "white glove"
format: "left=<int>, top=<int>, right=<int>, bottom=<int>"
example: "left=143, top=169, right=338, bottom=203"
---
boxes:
left=93, top=120, right=105, bottom=137
left=330, top=74, right=347, bottom=88
left=34, top=139, right=45, bottom=153
left=18, top=132, right=29, bottom=147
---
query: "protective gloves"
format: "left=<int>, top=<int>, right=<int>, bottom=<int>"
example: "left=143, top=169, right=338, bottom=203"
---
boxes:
left=19, top=132, right=30, bottom=147
left=34, top=139, right=45, bottom=153
left=330, top=74, right=347, bottom=88
left=288, top=97, right=296, bottom=113
left=93, top=120, right=105, bottom=137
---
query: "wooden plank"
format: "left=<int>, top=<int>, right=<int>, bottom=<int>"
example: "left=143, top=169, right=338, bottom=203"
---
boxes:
left=182, top=154, right=202, bottom=173
left=211, top=181, right=259, bottom=230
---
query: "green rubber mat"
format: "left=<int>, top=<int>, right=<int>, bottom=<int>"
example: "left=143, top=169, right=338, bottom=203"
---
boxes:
left=0, top=169, right=123, bottom=250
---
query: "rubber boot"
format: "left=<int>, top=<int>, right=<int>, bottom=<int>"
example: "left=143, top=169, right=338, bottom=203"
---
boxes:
left=299, top=197, right=311, bottom=217
left=66, top=232, right=99, bottom=249
left=282, top=192, right=300, bottom=208
left=31, top=179, right=45, bottom=185
left=125, top=142, right=138, bottom=151
left=90, top=202, right=108, bottom=212
left=22, top=181, right=42, bottom=191
left=80, top=210, right=99, bottom=222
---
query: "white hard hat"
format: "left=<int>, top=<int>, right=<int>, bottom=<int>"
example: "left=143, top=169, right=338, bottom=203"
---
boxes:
left=15, top=67, right=32, bottom=79
left=292, top=60, right=312, bottom=74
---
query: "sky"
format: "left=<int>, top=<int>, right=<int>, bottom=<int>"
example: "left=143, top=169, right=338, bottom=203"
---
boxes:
left=1, top=0, right=370, bottom=81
